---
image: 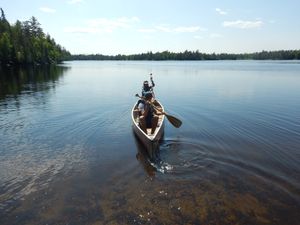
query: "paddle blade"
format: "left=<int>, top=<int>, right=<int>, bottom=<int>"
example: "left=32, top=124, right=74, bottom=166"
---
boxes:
left=165, top=114, right=182, bottom=128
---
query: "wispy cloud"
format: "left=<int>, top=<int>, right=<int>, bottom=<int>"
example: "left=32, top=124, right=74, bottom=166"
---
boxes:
left=155, top=25, right=172, bottom=32
left=210, top=33, right=223, bottom=38
left=65, top=17, right=205, bottom=36
left=67, top=0, right=84, bottom=4
left=223, top=20, right=263, bottom=29
left=174, top=26, right=201, bottom=33
left=154, top=24, right=205, bottom=33
left=39, top=7, right=56, bottom=13
left=215, top=8, right=227, bottom=15
left=64, top=27, right=100, bottom=34
left=138, top=28, right=157, bottom=33
left=88, top=17, right=140, bottom=29
left=194, top=35, right=203, bottom=39
left=64, top=17, right=140, bottom=34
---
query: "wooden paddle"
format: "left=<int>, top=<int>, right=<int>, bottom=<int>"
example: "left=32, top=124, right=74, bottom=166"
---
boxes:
left=149, top=73, right=156, bottom=98
left=135, top=94, right=182, bottom=128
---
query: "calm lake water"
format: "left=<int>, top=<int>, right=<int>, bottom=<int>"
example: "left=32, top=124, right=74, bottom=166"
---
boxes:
left=0, top=61, right=299, bottom=224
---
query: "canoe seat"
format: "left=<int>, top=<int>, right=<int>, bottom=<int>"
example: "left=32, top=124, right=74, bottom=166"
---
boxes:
left=146, top=128, right=152, bottom=135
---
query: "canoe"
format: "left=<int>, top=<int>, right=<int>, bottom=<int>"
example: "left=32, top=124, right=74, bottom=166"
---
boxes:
left=132, top=100, right=165, bottom=159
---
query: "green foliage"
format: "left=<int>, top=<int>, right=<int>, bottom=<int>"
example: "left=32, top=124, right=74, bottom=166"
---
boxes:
left=0, top=8, right=70, bottom=65
left=71, top=50, right=300, bottom=61
left=0, top=32, right=12, bottom=62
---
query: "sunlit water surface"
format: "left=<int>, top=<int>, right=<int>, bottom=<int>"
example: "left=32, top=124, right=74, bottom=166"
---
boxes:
left=0, top=61, right=299, bottom=224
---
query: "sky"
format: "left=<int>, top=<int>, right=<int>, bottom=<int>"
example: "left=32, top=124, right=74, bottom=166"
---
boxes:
left=1, top=0, right=300, bottom=55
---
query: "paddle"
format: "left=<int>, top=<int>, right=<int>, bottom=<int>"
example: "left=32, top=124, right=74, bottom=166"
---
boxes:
left=149, top=73, right=156, bottom=99
left=135, top=94, right=182, bottom=128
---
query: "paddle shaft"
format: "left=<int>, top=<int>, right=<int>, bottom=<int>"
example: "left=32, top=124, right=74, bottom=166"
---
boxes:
left=149, top=73, right=155, bottom=99
left=136, top=94, right=162, bottom=113
left=135, top=94, right=182, bottom=128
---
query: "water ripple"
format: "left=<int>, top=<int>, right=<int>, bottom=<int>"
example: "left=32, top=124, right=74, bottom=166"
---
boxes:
left=0, top=143, right=87, bottom=214
left=152, top=137, right=300, bottom=203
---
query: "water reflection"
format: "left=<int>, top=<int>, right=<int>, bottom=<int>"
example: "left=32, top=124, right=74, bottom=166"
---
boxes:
left=0, top=65, right=69, bottom=101
left=0, top=61, right=299, bottom=224
left=133, top=131, right=177, bottom=176
left=0, top=64, right=72, bottom=218
left=133, top=132, right=157, bottom=177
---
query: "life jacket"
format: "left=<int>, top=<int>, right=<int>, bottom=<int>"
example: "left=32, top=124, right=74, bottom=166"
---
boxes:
left=142, top=86, right=153, bottom=96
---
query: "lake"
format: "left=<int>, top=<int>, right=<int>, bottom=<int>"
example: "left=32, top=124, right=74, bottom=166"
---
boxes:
left=0, top=61, right=299, bottom=224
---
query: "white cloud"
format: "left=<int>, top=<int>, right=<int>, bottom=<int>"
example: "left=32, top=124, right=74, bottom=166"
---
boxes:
left=88, top=17, right=140, bottom=29
left=64, top=27, right=102, bottom=34
left=64, top=17, right=140, bottom=34
left=174, top=26, right=201, bottom=33
left=138, top=28, right=156, bottom=33
left=64, top=18, right=205, bottom=37
left=223, top=20, right=263, bottom=29
left=215, top=8, right=227, bottom=15
left=68, top=0, right=84, bottom=4
left=142, top=35, right=155, bottom=40
left=210, top=33, right=223, bottom=38
left=39, top=7, right=56, bottom=13
left=154, top=24, right=203, bottom=33
left=155, top=25, right=172, bottom=32
left=194, top=35, right=203, bottom=39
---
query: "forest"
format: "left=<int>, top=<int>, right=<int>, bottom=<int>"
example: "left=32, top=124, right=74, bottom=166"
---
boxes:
left=71, top=49, right=300, bottom=61
left=0, top=8, right=70, bottom=66
left=1, top=8, right=299, bottom=64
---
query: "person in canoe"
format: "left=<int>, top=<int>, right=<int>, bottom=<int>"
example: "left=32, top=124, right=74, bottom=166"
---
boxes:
left=138, top=92, right=160, bottom=134
left=142, top=73, right=155, bottom=97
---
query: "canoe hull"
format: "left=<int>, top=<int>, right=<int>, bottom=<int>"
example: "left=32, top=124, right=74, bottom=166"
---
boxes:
left=132, top=100, right=165, bottom=159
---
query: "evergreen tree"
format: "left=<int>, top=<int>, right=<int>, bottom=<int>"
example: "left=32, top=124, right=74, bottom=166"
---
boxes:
left=0, top=8, right=70, bottom=65
left=0, top=32, right=12, bottom=63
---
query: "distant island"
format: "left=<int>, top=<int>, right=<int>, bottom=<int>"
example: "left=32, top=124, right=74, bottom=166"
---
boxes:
left=1, top=8, right=299, bottom=66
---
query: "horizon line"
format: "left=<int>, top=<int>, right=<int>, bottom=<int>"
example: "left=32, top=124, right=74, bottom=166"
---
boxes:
left=70, top=49, right=300, bottom=56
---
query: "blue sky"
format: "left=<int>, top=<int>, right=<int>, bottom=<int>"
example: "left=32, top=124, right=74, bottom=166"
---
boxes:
left=1, top=0, right=300, bottom=55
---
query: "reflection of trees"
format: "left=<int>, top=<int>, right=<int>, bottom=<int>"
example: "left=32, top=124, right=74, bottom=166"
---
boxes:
left=0, top=65, right=70, bottom=100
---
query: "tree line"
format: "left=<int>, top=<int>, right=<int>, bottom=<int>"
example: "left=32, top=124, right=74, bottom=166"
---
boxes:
left=1, top=8, right=299, bottom=64
left=0, top=8, right=70, bottom=66
left=71, top=49, right=300, bottom=61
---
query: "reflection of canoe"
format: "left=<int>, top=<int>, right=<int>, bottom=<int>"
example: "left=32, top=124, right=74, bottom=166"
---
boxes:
left=133, top=132, right=157, bottom=177
left=131, top=100, right=165, bottom=159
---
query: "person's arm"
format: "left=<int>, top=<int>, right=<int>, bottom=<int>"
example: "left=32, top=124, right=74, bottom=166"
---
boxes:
left=150, top=74, right=155, bottom=88
left=153, top=106, right=164, bottom=115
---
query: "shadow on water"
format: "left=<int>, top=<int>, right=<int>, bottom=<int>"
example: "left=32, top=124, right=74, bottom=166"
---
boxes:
left=0, top=65, right=70, bottom=101
left=133, top=130, right=179, bottom=176
left=132, top=131, right=157, bottom=177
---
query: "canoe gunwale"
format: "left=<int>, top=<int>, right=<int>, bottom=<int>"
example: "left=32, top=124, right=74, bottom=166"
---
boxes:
left=131, top=100, right=165, bottom=157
